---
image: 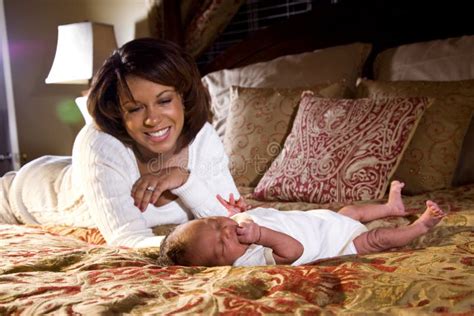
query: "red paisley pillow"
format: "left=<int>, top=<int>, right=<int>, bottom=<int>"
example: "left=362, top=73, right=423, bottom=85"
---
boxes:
left=253, top=92, right=431, bottom=203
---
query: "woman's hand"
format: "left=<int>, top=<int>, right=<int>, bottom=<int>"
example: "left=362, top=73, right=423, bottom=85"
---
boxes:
left=216, top=193, right=250, bottom=216
left=236, top=220, right=261, bottom=244
left=132, top=167, right=189, bottom=212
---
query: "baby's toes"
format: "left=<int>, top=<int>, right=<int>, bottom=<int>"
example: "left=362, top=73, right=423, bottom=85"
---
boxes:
left=433, top=209, right=446, bottom=218
left=426, top=200, right=440, bottom=210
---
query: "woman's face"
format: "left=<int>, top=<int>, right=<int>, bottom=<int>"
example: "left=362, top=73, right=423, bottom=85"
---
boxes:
left=120, top=76, right=184, bottom=160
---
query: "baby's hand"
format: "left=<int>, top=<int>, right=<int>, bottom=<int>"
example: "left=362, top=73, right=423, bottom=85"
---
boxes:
left=216, top=193, right=250, bottom=216
left=236, top=220, right=261, bottom=244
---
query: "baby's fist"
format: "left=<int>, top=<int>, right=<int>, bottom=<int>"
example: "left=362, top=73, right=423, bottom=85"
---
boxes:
left=236, top=220, right=261, bottom=244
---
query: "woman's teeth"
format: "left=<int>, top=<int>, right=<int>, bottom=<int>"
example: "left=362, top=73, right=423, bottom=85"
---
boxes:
left=148, top=127, right=169, bottom=137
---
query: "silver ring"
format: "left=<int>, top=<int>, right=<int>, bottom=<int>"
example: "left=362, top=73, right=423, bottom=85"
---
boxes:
left=146, top=186, right=155, bottom=192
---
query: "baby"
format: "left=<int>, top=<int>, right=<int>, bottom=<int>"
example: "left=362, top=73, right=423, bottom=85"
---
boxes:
left=159, top=181, right=446, bottom=266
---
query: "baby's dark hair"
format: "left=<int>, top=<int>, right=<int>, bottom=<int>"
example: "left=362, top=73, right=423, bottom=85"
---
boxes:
left=158, top=229, right=192, bottom=266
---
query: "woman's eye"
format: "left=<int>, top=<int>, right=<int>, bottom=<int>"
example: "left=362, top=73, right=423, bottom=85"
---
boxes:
left=158, top=98, right=172, bottom=105
left=127, top=107, right=141, bottom=113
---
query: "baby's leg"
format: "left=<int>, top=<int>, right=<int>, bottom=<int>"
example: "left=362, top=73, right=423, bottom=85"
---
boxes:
left=353, top=200, right=446, bottom=254
left=338, top=180, right=409, bottom=222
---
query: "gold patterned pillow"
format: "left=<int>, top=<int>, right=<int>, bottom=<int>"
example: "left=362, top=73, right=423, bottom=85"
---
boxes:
left=224, top=82, right=349, bottom=187
left=357, top=79, right=474, bottom=194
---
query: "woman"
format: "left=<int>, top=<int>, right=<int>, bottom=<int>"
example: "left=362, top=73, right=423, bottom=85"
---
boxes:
left=0, top=38, right=240, bottom=248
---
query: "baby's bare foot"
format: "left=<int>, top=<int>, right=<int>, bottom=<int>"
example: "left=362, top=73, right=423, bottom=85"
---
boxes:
left=413, top=200, right=446, bottom=233
left=386, top=180, right=408, bottom=216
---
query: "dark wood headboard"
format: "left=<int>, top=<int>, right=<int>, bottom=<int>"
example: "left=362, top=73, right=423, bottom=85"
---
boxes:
left=202, top=0, right=474, bottom=77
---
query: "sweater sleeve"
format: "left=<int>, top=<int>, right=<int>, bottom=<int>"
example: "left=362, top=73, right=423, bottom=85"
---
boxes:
left=171, top=123, right=240, bottom=218
left=72, top=125, right=169, bottom=248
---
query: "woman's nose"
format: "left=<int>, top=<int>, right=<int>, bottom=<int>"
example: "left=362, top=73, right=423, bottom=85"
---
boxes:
left=144, top=108, right=161, bottom=126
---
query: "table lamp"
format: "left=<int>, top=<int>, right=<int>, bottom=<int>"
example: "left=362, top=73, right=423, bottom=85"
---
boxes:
left=45, top=21, right=117, bottom=124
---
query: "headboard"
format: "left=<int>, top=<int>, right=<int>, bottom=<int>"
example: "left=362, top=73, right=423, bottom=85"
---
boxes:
left=201, top=0, right=474, bottom=77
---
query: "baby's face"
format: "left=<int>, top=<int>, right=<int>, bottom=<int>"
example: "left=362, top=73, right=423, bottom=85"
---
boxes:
left=183, top=216, right=248, bottom=266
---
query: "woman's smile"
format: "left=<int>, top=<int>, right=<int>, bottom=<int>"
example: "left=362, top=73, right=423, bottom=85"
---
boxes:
left=145, top=126, right=171, bottom=142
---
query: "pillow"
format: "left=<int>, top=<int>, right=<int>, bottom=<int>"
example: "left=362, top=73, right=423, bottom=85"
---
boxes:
left=224, top=82, right=350, bottom=187
left=357, top=79, right=474, bottom=194
left=253, top=92, right=431, bottom=203
left=453, top=122, right=474, bottom=186
left=202, top=42, right=372, bottom=138
left=374, top=35, right=474, bottom=81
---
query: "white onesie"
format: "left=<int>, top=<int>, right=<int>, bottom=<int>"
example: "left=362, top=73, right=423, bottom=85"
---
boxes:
left=232, top=207, right=368, bottom=266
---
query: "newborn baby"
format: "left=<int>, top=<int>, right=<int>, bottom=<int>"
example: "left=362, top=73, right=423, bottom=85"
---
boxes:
left=159, top=181, right=446, bottom=266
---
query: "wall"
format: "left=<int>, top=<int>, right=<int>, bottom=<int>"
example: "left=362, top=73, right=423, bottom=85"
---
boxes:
left=3, top=0, right=152, bottom=164
left=1, top=0, right=20, bottom=175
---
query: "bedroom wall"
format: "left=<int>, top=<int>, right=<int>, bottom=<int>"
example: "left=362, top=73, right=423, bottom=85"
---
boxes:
left=3, top=0, right=153, bottom=165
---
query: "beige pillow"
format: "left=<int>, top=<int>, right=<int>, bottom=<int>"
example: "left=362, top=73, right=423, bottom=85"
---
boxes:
left=374, top=35, right=474, bottom=188
left=357, top=79, right=474, bottom=194
left=202, top=42, right=372, bottom=138
left=224, top=82, right=349, bottom=187
left=374, top=35, right=474, bottom=81
left=453, top=123, right=474, bottom=186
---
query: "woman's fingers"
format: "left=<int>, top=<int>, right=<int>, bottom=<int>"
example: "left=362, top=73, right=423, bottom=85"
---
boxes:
left=138, top=183, right=155, bottom=212
left=139, top=188, right=154, bottom=212
left=148, top=184, right=165, bottom=206
left=131, top=180, right=162, bottom=212
left=132, top=172, right=180, bottom=212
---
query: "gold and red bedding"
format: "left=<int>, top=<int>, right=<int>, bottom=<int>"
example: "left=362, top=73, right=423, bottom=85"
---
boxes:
left=1, top=185, right=473, bottom=314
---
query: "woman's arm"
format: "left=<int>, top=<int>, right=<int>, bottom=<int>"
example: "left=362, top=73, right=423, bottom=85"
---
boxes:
left=237, top=220, right=304, bottom=264
left=171, top=123, right=241, bottom=218
left=131, top=167, right=189, bottom=212
left=72, top=125, right=185, bottom=248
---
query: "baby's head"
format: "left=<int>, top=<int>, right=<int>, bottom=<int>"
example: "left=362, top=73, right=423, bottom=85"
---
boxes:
left=159, top=216, right=248, bottom=266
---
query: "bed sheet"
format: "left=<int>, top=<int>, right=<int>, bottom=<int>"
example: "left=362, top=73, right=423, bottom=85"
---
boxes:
left=1, top=185, right=473, bottom=314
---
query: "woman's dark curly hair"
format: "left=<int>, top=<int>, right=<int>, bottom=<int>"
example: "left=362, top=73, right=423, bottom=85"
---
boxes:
left=87, top=38, right=210, bottom=151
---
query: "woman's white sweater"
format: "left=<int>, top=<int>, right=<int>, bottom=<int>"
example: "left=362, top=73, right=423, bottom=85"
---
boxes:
left=4, top=122, right=239, bottom=248
left=72, top=122, right=240, bottom=248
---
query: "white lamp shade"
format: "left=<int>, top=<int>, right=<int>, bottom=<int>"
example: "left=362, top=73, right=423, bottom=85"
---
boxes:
left=45, top=22, right=117, bottom=84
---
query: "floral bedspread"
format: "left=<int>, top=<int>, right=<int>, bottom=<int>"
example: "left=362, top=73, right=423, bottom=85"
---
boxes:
left=1, top=185, right=473, bottom=315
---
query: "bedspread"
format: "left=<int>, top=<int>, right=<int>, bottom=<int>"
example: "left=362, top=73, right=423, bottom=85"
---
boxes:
left=1, top=185, right=473, bottom=315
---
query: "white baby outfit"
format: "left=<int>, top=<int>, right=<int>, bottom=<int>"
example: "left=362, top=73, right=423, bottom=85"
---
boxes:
left=232, top=207, right=368, bottom=266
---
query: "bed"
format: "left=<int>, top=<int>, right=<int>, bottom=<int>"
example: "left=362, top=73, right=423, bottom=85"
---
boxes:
left=1, top=0, right=474, bottom=314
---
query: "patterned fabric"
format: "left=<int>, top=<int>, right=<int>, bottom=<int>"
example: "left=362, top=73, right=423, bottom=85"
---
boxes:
left=224, top=83, right=349, bottom=186
left=28, top=224, right=106, bottom=245
left=184, top=0, right=245, bottom=57
left=149, top=0, right=244, bottom=58
left=253, top=92, right=430, bottom=203
left=357, top=79, right=474, bottom=194
left=1, top=184, right=473, bottom=314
